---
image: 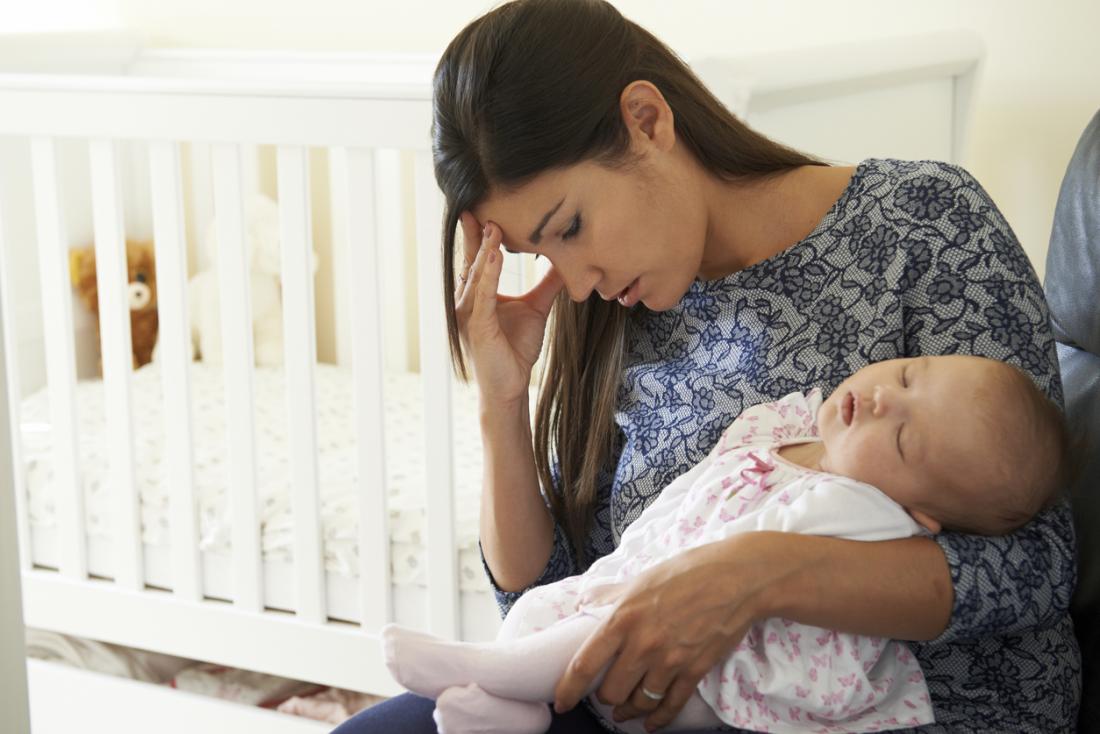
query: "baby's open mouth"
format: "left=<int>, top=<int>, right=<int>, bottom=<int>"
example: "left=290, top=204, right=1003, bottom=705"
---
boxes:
left=841, top=391, right=855, bottom=426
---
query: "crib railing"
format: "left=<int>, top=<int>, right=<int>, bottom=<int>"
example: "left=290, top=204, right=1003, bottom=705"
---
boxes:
left=0, top=72, right=463, bottom=687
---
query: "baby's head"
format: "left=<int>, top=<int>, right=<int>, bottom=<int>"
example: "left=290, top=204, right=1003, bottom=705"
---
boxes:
left=817, top=355, right=1068, bottom=535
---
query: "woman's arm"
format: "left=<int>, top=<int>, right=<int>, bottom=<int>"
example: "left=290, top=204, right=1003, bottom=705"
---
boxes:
left=451, top=214, right=578, bottom=616
left=930, top=497, right=1076, bottom=642
left=551, top=530, right=952, bottom=730
left=897, top=162, right=1076, bottom=641
left=478, top=395, right=565, bottom=594
left=760, top=532, right=952, bottom=640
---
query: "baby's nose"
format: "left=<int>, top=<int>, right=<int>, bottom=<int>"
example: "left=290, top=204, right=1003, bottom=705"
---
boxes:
left=871, top=385, right=888, bottom=416
left=872, top=384, right=904, bottom=417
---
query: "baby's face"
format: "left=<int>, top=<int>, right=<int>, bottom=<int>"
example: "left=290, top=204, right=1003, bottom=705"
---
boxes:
left=817, top=355, right=999, bottom=530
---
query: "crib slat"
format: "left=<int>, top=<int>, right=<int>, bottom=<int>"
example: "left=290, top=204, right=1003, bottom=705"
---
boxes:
left=338, top=146, right=392, bottom=631
left=89, top=140, right=143, bottom=591
left=187, top=143, right=212, bottom=274
left=149, top=141, right=202, bottom=601
left=30, top=138, right=86, bottom=580
left=275, top=146, right=326, bottom=624
left=331, top=149, right=406, bottom=373
left=0, top=173, right=31, bottom=571
left=374, top=151, right=407, bottom=372
left=210, top=144, right=263, bottom=613
left=414, top=150, right=458, bottom=638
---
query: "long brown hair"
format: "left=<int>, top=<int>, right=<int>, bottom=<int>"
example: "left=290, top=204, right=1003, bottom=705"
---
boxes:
left=433, top=0, right=822, bottom=565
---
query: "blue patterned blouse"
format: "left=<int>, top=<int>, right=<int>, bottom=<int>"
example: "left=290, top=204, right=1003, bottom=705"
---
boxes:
left=484, top=159, right=1080, bottom=732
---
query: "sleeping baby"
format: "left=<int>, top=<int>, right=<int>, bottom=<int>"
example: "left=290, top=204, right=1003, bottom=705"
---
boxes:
left=382, top=354, right=1069, bottom=734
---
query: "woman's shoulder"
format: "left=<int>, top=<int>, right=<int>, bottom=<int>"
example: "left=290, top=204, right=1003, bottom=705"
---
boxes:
left=841, top=157, right=1020, bottom=259
left=850, top=157, right=991, bottom=208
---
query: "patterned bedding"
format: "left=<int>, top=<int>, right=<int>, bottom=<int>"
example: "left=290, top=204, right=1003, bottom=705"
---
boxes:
left=20, top=361, right=505, bottom=591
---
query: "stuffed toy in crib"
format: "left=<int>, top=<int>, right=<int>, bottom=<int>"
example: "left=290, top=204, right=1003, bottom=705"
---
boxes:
left=69, top=240, right=159, bottom=370
left=187, top=192, right=316, bottom=367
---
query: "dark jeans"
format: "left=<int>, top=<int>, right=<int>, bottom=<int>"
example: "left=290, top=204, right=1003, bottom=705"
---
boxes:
left=332, top=692, right=731, bottom=733
left=330, top=692, right=611, bottom=733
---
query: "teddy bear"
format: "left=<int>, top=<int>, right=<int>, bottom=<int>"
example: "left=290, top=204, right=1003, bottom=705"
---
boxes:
left=69, top=240, right=159, bottom=371
left=187, top=193, right=315, bottom=367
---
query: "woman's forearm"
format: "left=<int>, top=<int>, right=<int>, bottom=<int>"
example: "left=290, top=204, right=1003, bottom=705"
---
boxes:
left=740, top=532, right=954, bottom=641
left=478, top=396, right=555, bottom=592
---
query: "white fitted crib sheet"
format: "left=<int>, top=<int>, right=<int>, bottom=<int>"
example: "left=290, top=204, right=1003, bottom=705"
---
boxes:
left=21, top=362, right=510, bottom=595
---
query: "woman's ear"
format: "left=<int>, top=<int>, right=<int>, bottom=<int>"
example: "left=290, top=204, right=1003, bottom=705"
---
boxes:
left=619, top=80, right=675, bottom=152
left=909, top=508, right=942, bottom=534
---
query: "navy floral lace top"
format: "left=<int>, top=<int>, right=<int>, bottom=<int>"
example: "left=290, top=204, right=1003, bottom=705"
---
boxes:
left=482, top=159, right=1080, bottom=732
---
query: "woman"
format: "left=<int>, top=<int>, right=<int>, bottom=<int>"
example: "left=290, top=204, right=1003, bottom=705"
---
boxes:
left=335, top=1, right=1079, bottom=732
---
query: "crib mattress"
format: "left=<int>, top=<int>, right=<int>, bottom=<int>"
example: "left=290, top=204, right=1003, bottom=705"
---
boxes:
left=20, top=361, right=511, bottom=596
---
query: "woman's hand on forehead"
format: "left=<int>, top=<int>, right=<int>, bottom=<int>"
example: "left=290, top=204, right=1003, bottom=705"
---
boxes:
left=460, top=211, right=486, bottom=268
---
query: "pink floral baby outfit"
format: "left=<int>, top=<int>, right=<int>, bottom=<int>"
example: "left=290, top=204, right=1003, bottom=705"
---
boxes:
left=511, top=390, right=934, bottom=733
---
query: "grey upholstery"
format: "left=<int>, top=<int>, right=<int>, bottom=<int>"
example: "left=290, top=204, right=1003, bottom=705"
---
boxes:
left=1045, top=108, right=1100, bottom=732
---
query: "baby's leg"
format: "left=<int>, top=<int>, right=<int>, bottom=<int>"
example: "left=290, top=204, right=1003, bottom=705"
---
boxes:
left=433, top=683, right=551, bottom=734
left=382, top=611, right=606, bottom=701
left=385, top=619, right=723, bottom=732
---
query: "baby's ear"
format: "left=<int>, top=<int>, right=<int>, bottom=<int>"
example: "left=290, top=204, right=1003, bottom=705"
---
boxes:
left=909, top=508, right=942, bottom=534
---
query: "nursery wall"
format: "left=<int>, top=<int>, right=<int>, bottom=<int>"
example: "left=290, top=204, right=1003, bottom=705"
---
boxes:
left=115, top=0, right=1100, bottom=283
left=6, top=1, right=1099, bottom=379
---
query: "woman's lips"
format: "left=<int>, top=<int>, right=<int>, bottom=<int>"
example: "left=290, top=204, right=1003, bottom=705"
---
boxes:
left=841, top=391, right=855, bottom=426
left=617, top=277, right=640, bottom=307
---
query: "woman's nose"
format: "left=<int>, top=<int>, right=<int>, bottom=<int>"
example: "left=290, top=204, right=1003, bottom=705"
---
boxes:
left=553, top=257, right=601, bottom=302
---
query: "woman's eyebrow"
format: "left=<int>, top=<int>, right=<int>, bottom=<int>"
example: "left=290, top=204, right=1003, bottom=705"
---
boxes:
left=528, top=197, right=565, bottom=245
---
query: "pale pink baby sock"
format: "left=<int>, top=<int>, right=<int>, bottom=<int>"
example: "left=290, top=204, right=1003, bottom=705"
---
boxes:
left=381, top=615, right=601, bottom=701
left=382, top=618, right=723, bottom=732
left=433, top=682, right=551, bottom=734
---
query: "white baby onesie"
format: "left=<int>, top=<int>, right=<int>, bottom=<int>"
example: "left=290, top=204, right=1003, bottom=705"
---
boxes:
left=513, top=390, right=935, bottom=733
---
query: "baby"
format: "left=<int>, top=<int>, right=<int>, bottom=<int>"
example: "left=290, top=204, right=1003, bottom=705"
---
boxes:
left=382, top=354, right=1069, bottom=734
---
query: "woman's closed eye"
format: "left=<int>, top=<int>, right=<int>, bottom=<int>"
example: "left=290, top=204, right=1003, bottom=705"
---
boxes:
left=531, top=213, right=582, bottom=261
left=561, top=212, right=582, bottom=241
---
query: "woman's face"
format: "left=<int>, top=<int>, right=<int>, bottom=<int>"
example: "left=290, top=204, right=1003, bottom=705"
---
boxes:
left=470, top=150, right=709, bottom=312
left=468, top=80, right=715, bottom=311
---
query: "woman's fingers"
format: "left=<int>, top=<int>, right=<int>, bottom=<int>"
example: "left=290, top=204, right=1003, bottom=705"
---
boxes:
left=454, top=211, right=482, bottom=299
left=456, top=221, right=498, bottom=313
left=642, top=674, right=701, bottom=732
left=470, top=236, right=503, bottom=326
left=621, top=667, right=677, bottom=720
left=459, top=210, right=484, bottom=268
left=593, top=641, right=647, bottom=709
left=553, top=619, right=624, bottom=713
left=643, top=652, right=724, bottom=732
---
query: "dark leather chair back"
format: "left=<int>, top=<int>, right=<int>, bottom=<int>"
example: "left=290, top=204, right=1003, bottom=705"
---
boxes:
left=1045, top=108, right=1100, bottom=732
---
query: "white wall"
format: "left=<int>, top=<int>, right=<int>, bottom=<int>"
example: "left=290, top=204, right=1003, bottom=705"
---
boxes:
left=0, top=0, right=121, bottom=31
left=113, top=0, right=1100, bottom=280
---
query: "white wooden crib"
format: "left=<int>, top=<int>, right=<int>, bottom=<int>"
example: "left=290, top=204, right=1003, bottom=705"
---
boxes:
left=0, top=30, right=982, bottom=733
